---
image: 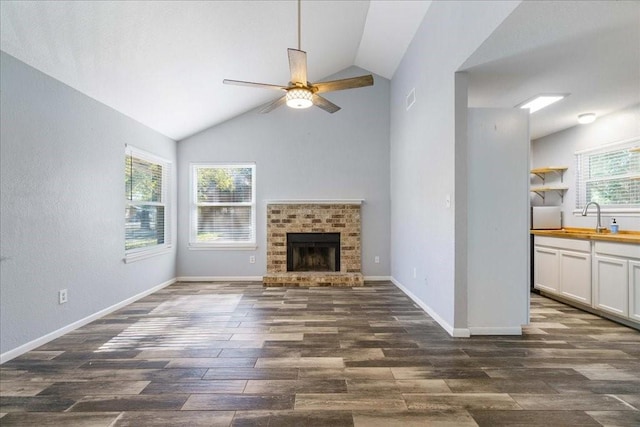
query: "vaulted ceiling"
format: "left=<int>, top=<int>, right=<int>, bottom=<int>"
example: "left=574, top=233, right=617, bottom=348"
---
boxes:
left=0, top=0, right=430, bottom=140
left=1, top=1, right=638, bottom=142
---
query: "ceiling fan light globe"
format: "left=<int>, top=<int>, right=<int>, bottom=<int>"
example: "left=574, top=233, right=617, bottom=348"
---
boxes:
left=286, top=88, right=313, bottom=109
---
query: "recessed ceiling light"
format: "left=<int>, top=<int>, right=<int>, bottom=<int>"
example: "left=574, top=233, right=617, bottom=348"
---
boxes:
left=517, top=94, right=567, bottom=114
left=577, top=113, right=596, bottom=124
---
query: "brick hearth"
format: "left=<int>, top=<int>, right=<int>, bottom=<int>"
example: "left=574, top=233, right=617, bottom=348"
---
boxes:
left=263, top=202, right=364, bottom=287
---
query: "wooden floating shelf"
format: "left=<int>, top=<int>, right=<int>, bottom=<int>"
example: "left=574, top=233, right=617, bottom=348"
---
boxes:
left=531, top=186, right=569, bottom=202
left=630, top=147, right=640, bottom=153
left=530, top=166, right=568, bottom=183
left=530, top=167, right=569, bottom=174
left=531, top=186, right=569, bottom=192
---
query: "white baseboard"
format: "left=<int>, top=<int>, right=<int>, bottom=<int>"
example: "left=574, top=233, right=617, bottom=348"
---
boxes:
left=176, top=276, right=263, bottom=282
left=452, top=328, right=471, bottom=338
left=1, top=278, right=176, bottom=364
left=364, top=276, right=392, bottom=282
left=390, top=277, right=470, bottom=338
left=468, top=326, right=522, bottom=335
left=177, top=276, right=391, bottom=283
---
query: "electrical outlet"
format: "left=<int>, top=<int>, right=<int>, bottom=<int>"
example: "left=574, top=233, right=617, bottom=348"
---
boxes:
left=413, top=267, right=417, bottom=279
left=374, top=256, right=380, bottom=264
left=58, top=289, right=68, bottom=304
left=249, top=255, right=256, bottom=264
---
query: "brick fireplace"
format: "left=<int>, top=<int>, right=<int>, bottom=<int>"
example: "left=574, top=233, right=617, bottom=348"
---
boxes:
left=263, top=201, right=364, bottom=287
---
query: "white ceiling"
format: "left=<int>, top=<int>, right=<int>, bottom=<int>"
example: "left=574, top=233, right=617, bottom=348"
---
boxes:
left=0, top=0, right=429, bottom=141
left=463, top=0, right=640, bottom=140
left=1, top=1, right=637, bottom=142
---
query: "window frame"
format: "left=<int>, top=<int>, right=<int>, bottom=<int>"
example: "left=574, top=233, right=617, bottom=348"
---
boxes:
left=124, top=145, right=172, bottom=262
left=574, top=136, right=640, bottom=216
left=189, top=162, right=257, bottom=250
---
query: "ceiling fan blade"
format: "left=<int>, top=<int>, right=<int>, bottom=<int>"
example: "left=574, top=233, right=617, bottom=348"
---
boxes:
left=223, top=79, right=287, bottom=91
left=313, top=75, right=374, bottom=94
left=288, top=48, right=308, bottom=85
left=259, top=95, right=287, bottom=113
left=312, top=94, right=341, bottom=113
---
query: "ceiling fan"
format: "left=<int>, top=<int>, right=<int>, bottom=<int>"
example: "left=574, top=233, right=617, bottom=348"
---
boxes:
left=223, top=0, right=374, bottom=114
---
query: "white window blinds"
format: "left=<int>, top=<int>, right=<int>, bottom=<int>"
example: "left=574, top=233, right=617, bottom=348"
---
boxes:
left=125, top=146, right=171, bottom=253
left=191, top=164, right=256, bottom=247
left=575, top=138, right=640, bottom=211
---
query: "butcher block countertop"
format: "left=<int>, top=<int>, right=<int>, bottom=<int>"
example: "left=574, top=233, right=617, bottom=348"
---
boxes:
left=531, top=227, right=640, bottom=244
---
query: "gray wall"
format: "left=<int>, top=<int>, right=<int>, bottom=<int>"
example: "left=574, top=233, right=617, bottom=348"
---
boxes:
left=531, top=104, right=640, bottom=230
left=176, top=67, right=390, bottom=278
left=0, top=52, right=177, bottom=357
left=389, top=1, right=519, bottom=332
left=467, top=108, right=530, bottom=332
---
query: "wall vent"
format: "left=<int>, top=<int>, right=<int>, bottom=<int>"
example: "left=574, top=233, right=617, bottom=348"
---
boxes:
left=406, top=88, right=416, bottom=110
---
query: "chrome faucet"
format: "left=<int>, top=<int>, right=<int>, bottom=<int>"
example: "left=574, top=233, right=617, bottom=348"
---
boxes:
left=581, top=201, right=606, bottom=233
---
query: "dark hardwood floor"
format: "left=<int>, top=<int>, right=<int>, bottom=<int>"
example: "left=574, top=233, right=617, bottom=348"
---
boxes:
left=1, top=281, right=639, bottom=426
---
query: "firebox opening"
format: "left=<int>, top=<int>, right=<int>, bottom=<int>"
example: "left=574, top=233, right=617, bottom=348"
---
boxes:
left=287, top=233, right=340, bottom=272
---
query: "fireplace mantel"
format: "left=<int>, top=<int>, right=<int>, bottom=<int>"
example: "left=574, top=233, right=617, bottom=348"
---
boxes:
left=266, top=199, right=364, bottom=205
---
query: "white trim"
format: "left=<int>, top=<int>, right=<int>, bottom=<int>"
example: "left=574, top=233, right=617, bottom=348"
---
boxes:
left=125, top=146, right=173, bottom=254
left=188, top=245, right=258, bottom=251
left=176, top=276, right=389, bottom=282
left=266, top=199, right=364, bottom=205
left=189, top=163, right=257, bottom=249
left=451, top=328, right=471, bottom=338
left=390, top=277, right=470, bottom=338
left=125, top=144, right=171, bottom=165
left=364, top=276, right=392, bottom=281
left=574, top=137, right=640, bottom=211
left=176, top=276, right=263, bottom=282
left=124, top=246, right=172, bottom=263
left=468, top=326, right=523, bottom=335
left=1, top=278, right=176, bottom=364
left=572, top=208, right=639, bottom=217
left=574, top=135, right=639, bottom=155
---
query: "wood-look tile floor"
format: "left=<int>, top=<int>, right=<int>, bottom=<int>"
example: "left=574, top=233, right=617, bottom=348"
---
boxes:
left=1, top=281, right=639, bottom=426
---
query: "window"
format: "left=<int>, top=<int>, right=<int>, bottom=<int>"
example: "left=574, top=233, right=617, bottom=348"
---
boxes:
left=575, top=137, right=640, bottom=213
left=190, top=163, right=256, bottom=249
left=125, top=146, right=171, bottom=259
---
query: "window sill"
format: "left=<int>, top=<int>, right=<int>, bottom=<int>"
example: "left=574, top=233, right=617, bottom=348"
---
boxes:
left=573, top=208, right=639, bottom=217
left=124, top=246, right=172, bottom=263
left=188, top=244, right=257, bottom=251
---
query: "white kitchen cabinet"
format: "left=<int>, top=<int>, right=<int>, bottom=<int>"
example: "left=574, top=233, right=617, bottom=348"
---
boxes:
left=593, top=255, right=628, bottom=317
left=593, top=241, right=640, bottom=320
left=559, top=250, right=591, bottom=304
left=628, top=260, right=640, bottom=322
left=534, top=236, right=639, bottom=326
left=534, top=236, right=591, bottom=302
left=534, top=246, right=559, bottom=293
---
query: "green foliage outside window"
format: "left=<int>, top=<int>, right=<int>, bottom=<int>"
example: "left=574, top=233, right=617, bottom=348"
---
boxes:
left=192, top=164, right=255, bottom=245
left=576, top=141, right=640, bottom=209
left=125, top=150, right=169, bottom=252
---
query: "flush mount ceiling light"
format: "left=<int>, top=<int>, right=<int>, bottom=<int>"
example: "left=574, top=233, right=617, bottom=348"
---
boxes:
left=517, top=94, right=568, bottom=114
left=577, top=113, right=596, bottom=124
